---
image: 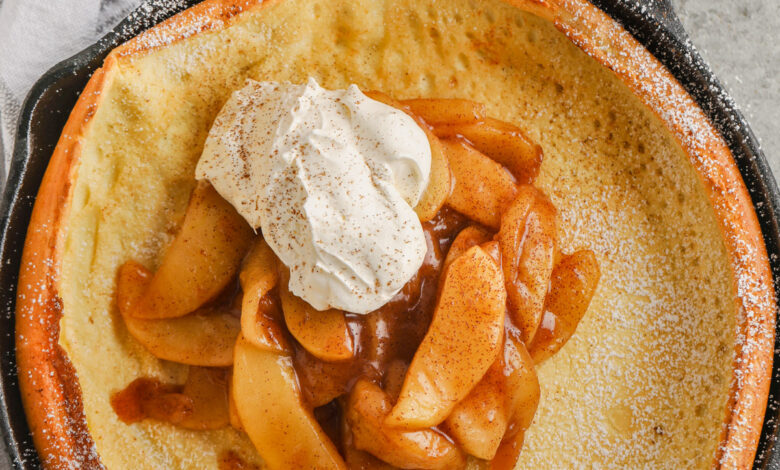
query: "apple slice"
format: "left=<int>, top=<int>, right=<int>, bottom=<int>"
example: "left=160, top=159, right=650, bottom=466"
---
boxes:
left=434, top=118, right=542, bottom=185
left=445, top=330, right=538, bottom=460
left=497, top=185, right=557, bottom=343
left=503, top=332, right=540, bottom=437
left=232, top=336, right=346, bottom=470
left=444, top=352, right=507, bottom=460
left=117, top=261, right=240, bottom=367
left=342, top=411, right=400, bottom=470
left=226, top=370, right=244, bottom=431
left=480, top=241, right=502, bottom=266
left=444, top=332, right=506, bottom=460
left=280, top=283, right=354, bottom=362
left=177, top=367, right=230, bottom=430
left=442, top=139, right=518, bottom=230
left=129, top=182, right=254, bottom=319
left=445, top=330, right=539, bottom=462
left=387, top=246, right=505, bottom=428
left=442, top=226, right=492, bottom=276
left=293, top=344, right=362, bottom=408
left=487, top=431, right=526, bottom=470
left=528, top=250, right=600, bottom=363
left=344, top=441, right=399, bottom=470
left=402, top=98, right=486, bottom=125
left=414, top=132, right=452, bottom=222
left=347, top=379, right=466, bottom=469
left=239, top=239, right=288, bottom=353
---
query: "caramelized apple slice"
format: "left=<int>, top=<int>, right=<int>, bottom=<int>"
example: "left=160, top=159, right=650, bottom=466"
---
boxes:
left=343, top=411, right=401, bottom=470
left=445, top=331, right=538, bottom=460
left=488, top=432, right=526, bottom=470
left=388, top=246, right=505, bottom=428
left=121, top=308, right=240, bottom=367
left=233, top=336, right=346, bottom=470
left=497, top=186, right=557, bottom=343
left=480, top=241, right=502, bottom=266
left=129, top=182, right=254, bottom=319
left=239, top=239, right=288, bottom=352
left=442, top=226, right=492, bottom=275
left=442, top=139, right=518, bottom=230
left=504, top=332, right=540, bottom=437
left=445, top=344, right=508, bottom=460
left=414, top=132, right=452, bottom=222
left=347, top=380, right=466, bottom=469
left=177, top=367, right=230, bottom=430
left=227, top=370, right=244, bottom=431
left=280, top=284, right=354, bottom=362
left=117, top=261, right=240, bottom=367
left=402, top=98, right=486, bottom=125
left=294, top=346, right=361, bottom=407
left=528, top=250, right=600, bottom=363
left=434, top=118, right=542, bottom=185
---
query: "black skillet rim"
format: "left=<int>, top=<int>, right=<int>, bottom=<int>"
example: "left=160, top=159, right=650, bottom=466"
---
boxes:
left=0, top=0, right=778, bottom=468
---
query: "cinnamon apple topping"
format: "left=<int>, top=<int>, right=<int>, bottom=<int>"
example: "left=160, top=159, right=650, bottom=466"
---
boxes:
left=112, top=94, right=600, bottom=469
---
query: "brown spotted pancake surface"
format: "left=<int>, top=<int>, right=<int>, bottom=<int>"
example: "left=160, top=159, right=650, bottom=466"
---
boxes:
left=58, top=0, right=734, bottom=468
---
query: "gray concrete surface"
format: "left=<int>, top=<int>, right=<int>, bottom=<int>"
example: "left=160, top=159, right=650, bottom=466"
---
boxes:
left=672, top=0, right=780, bottom=180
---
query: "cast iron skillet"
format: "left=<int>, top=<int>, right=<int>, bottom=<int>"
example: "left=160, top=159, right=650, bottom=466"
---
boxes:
left=0, top=0, right=778, bottom=468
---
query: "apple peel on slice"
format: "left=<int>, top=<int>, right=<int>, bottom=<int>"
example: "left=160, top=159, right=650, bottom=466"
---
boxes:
left=387, top=245, right=506, bottom=429
left=486, top=431, right=526, bottom=470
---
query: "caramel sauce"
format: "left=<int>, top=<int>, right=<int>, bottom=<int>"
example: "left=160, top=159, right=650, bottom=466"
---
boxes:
left=110, top=378, right=192, bottom=425
left=293, top=207, right=466, bottom=407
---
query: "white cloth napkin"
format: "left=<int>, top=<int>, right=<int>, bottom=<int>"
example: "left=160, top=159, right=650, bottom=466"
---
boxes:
left=0, top=0, right=142, bottom=184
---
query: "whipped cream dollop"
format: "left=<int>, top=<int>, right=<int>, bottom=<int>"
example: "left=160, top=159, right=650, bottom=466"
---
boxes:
left=196, top=79, right=431, bottom=314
